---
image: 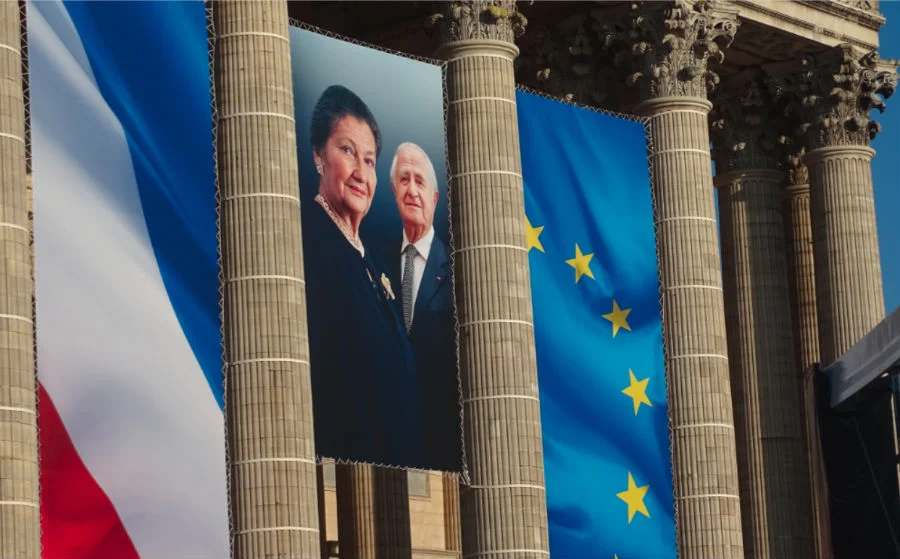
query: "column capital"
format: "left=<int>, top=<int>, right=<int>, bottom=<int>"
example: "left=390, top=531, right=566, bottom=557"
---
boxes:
left=773, top=45, right=896, bottom=149
left=784, top=143, right=810, bottom=188
left=805, top=144, right=876, bottom=164
left=784, top=182, right=811, bottom=197
left=598, top=0, right=740, bottom=101
left=516, top=18, right=612, bottom=106
left=432, top=1, right=526, bottom=47
left=709, top=75, right=787, bottom=172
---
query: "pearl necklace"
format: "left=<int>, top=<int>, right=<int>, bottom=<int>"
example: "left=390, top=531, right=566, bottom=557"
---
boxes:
left=314, top=194, right=365, bottom=257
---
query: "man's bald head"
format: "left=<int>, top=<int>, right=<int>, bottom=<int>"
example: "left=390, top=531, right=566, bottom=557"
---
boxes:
left=390, top=143, right=439, bottom=243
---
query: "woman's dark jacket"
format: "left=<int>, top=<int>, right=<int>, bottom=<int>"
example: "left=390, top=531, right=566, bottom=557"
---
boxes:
left=301, top=199, right=425, bottom=467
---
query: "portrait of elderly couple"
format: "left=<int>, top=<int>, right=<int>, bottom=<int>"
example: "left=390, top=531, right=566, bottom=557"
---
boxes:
left=301, top=84, right=462, bottom=471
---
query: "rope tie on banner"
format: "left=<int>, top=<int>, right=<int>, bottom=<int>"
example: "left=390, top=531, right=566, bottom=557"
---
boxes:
left=676, top=493, right=740, bottom=500
left=0, top=222, right=30, bottom=234
left=668, top=353, right=729, bottom=361
left=448, top=96, right=516, bottom=107
left=0, top=313, right=34, bottom=324
left=235, top=526, right=320, bottom=536
left=463, top=549, right=551, bottom=559
left=218, top=111, right=295, bottom=123
left=0, top=132, right=25, bottom=144
left=652, top=147, right=711, bottom=157
left=458, top=318, right=533, bottom=329
left=228, top=357, right=310, bottom=367
left=452, top=244, right=527, bottom=255
left=232, top=457, right=317, bottom=466
left=223, top=192, right=300, bottom=203
left=0, top=501, right=38, bottom=508
left=451, top=169, right=522, bottom=180
left=446, top=53, right=515, bottom=65
left=216, top=31, right=289, bottom=43
left=225, top=274, right=305, bottom=285
left=655, top=216, right=717, bottom=225
left=0, top=42, right=20, bottom=55
left=0, top=406, right=36, bottom=415
left=463, top=483, right=546, bottom=491
left=647, top=109, right=709, bottom=118
left=463, top=394, right=540, bottom=404
left=666, top=284, right=722, bottom=291
left=674, top=422, right=734, bottom=430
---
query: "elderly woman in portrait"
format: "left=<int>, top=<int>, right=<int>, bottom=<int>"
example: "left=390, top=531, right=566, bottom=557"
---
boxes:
left=302, top=84, right=424, bottom=467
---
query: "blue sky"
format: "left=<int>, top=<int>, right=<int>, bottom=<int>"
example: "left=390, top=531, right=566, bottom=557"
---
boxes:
left=874, top=1, right=899, bottom=314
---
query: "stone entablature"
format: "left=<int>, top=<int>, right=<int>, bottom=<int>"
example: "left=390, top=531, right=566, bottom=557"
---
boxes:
left=733, top=0, right=882, bottom=52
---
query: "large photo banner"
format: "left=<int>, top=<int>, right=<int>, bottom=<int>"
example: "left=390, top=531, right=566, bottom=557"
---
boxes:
left=518, top=90, right=676, bottom=558
left=289, top=27, right=461, bottom=472
left=30, top=1, right=227, bottom=558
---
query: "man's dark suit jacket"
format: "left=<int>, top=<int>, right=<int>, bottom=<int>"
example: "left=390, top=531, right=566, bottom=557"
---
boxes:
left=302, top=201, right=425, bottom=467
left=381, top=232, right=462, bottom=472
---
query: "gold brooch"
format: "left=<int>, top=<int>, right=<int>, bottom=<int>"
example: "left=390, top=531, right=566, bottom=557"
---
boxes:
left=381, top=273, right=395, bottom=300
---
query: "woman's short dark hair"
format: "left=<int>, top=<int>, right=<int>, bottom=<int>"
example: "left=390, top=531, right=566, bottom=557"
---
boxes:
left=310, top=85, right=382, bottom=158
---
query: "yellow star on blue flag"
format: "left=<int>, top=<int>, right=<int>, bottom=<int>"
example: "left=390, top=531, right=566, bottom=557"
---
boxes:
left=622, top=369, right=652, bottom=415
left=526, top=216, right=545, bottom=253
left=617, top=472, right=651, bottom=523
left=603, top=300, right=631, bottom=337
left=565, top=243, right=594, bottom=282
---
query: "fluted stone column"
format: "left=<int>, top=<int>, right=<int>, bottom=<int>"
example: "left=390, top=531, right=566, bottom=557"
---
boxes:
left=783, top=152, right=820, bottom=373
left=792, top=46, right=894, bottom=364
left=780, top=44, right=895, bottom=558
left=782, top=148, right=834, bottom=559
left=0, top=2, right=40, bottom=557
left=335, top=465, right=411, bottom=559
left=435, top=3, right=550, bottom=558
left=601, top=3, right=743, bottom=557
left=442, top=473, right=462, bottom=554
left=215, top=2, right=319, bottom=557
left=710, top=78, right=814, bottom=558
left=336, top=465, right=377, bottom=559
left=808, top=143, right=884, bottom=363
left=316, top=463, right=329, bottom=559
left=371, top=468, right=411, bottom=558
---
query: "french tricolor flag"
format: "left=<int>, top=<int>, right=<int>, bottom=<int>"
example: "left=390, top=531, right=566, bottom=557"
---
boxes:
left=29, top=1, right=228, bottom=557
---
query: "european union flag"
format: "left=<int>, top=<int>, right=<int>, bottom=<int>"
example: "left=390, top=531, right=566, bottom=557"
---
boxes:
left=517, top=90, right=676, bottom=559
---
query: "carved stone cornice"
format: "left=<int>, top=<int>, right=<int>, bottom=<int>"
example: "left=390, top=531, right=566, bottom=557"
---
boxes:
left=730, top=1, right=879, bottom=52
left=431, top=1, right=526, bottom=45
left=710, top=75, right=785, bottom=171
left=771, top=45, right=896, bottom=149
left=800, top=0, right=885, bottom=30
left=597, top=0, right=740, bottom=101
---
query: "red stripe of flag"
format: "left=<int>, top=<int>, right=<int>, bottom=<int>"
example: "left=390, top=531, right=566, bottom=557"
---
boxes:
left=38, top=382, right=140, bottom=559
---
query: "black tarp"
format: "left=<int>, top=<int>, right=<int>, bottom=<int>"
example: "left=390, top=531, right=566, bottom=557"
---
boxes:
left=816, top=368, right=900, bottom=558
left=816, top=306, right=900, bottom=558
left=824, top=306, right=900, bottom=409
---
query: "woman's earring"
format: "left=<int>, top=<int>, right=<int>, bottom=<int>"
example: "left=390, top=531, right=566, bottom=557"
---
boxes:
left=315, top=161, right=323, bottom=175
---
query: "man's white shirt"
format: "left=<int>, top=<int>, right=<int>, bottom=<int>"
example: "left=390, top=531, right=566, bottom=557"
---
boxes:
left=400, top=226, right=434, bottom=323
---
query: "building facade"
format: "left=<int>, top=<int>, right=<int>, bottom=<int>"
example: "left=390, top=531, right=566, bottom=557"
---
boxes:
left=0, top=1, right=895, bottom=558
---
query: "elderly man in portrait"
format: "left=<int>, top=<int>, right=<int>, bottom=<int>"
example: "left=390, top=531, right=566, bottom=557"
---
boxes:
left=383, top=141, right=461, bottom=472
